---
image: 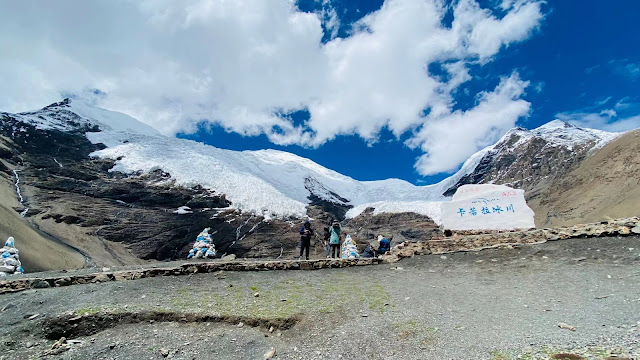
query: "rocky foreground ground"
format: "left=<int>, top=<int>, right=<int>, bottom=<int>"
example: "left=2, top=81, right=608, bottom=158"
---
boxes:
left=0, top=235, right=639, bottom=359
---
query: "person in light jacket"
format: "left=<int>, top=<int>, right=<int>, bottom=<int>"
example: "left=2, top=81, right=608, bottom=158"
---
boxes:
left=328, top=221, right=341, bottom=258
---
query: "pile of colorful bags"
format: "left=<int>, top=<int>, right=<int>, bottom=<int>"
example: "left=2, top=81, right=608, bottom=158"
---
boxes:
left=187, top=228, right=217, bottom=259
left=0, top=237, right=24, bottom=276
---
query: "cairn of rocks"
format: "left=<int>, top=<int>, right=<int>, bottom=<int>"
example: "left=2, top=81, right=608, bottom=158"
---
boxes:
left=0, top=237, right=24, bottom=277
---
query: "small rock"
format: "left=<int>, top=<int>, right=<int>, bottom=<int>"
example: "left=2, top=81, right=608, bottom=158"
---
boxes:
left=264, top=348, right=276, bottom=359
left=254, top=292, right=260, bottom=297
left=237, top=322, right=244, bottom=328
left=1, top=303, right=15, bottom=312
left=28, top=314, right=40, bottom=320
left=222, top=254, right=237, bottom=261
left=102, top=267, right=111, bottom=272
left=573, top=257, right=587, bottom=262
left=631, top=225, right=640, bottom=234
left=440, top=255, right=447, bottom=260
left=557, top=322, right=577, bottom=331
left=269, top=326, right=275, bottom=333
left=31, top=279, right=51, bottom=289
left=160, top=348, right=169, bottom=357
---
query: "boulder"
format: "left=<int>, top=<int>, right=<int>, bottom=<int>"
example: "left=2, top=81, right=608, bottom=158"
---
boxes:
left=441, top=184, right=535, bottom=231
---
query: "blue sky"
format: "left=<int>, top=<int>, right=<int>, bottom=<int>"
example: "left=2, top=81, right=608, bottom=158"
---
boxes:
left=1, top=0, right=639, bottom=185
left=178, top=0, right=640, bottom=184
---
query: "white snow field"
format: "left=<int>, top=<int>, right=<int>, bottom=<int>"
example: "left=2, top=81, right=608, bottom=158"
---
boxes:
left=4, top=99, right=623, bottom=222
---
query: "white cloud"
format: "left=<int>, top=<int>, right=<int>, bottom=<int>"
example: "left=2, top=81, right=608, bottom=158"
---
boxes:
left=594, top=96, right=612, bottom=106
left=556, top=98, right=640, bottom=132
left=608, top=59, right=640, bottom=81
left=409, top=72, right=531, bottom=174
left=0, top=0, right=544, bottom=176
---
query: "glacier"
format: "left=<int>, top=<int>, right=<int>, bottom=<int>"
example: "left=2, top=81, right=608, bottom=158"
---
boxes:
left=2, top=99, right=623, bottom=223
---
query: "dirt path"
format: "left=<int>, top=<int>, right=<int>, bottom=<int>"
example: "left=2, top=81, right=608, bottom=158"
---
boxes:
left=1, top=236, right=639, bottom=359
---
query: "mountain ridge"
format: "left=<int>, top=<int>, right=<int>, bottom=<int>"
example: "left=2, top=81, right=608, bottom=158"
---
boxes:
left=0, top=98, right=634, bottom=269
left=3, top=98, right=623, bottom=222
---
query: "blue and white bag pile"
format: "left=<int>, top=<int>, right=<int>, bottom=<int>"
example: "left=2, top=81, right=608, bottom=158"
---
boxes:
left=187, top=228, right=217, bottom=259
left=341, top=235, right=360, bottom=259
left=0, top=237, right=24, bottom=276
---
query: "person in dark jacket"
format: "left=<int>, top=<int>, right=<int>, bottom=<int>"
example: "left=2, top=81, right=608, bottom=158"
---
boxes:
left=377, top=235, right=391, bottom=255
left=299, top=220, right=314, bottom=260
left=362, top=242, right=377, bottom=258
left=323, top=224, right=331, bottom=258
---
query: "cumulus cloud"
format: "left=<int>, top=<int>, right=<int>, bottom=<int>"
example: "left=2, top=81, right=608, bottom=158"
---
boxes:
left=0, top=0, right=544, bottom=176
left=409, top=72, right=531, bottom=174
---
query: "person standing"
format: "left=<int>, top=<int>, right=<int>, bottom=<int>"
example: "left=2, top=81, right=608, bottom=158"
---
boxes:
left=299, top=220, right=314, bottom=260
left=323, top=222, right=331, bottom=258
left=328, top=221, right=341, bottom=258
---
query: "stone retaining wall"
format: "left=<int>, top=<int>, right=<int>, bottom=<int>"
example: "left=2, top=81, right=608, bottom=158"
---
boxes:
left=1, top=217, right=639, bottom=295
left=0, top=258, right=382, bottom=294
left=382, top=216, right=640, bottom=263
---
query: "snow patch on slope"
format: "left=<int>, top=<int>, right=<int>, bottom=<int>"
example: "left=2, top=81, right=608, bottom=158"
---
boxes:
left=6, top=98, right=160, bottom=138
left=87, top=132, right=310, bottom=218
left=67, top=100, right=160, bottom=138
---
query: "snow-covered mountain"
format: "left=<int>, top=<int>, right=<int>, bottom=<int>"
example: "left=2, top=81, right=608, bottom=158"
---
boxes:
left=0, top=99, right=630, bottom=266
left=2, top=99, right=623, bottom=223
left=440, top=120, right=622, bottom=197
left=4, top=99, right=451, bottom=221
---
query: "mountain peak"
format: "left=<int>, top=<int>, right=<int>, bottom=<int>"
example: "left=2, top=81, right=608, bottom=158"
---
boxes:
left=534, top=119, right=573, bottom=131
left=14, top=98, right=161, bottom=138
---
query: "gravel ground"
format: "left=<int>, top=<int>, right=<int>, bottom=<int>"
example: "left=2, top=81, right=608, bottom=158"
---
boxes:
left=1, top=236, right=639, bottom=360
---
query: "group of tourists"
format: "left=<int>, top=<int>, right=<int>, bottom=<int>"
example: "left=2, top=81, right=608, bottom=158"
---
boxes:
left=298, top=220, right=390, bottom=260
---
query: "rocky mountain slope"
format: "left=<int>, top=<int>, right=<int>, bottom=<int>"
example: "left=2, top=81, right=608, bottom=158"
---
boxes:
left=528, top=129, right=640, bottom=227
left=442, top=120, right=620, bottom=197
left=436, top=120, right=633, bottom=227
left=0, top=98, right=635, bottom=271
left=0, top=100, right=308, bottom=269
left=1, top=99, right=452, bottom=270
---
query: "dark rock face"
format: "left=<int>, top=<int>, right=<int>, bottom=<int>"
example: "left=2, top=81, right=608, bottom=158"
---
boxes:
left=0, top=113, right=313, bottom=262
left=304, top=176, right=352, bottom=221
left=344, top=209, right=440, bottom=251
left=443, top=131, right=597, bottom=200
left=0, top=103, right=444, bottom=265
